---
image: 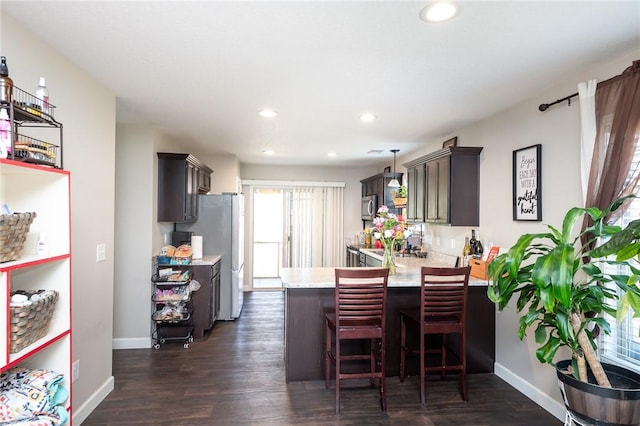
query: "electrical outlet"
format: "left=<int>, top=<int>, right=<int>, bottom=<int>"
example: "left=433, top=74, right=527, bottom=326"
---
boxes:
left=72, top=360, right=80, bottom=382
left=96, top=243, right=106, bottom=262
left=451, top=239, right=456, bottom=249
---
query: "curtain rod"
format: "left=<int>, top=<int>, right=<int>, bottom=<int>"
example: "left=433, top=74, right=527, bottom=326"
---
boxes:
left=538, top=92, right=578, bottom=112
left=538, top=61, right=638, bottom=112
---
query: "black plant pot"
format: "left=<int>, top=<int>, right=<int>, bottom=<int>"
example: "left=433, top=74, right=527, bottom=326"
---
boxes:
left=556, top=359, right=640, bottom=425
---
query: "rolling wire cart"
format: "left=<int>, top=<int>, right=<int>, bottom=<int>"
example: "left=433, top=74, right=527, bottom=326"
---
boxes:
left=151, top=267, right=194, bottom=349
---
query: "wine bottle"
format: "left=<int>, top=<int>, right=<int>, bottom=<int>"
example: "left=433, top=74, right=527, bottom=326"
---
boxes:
left=462, top=237, right=471, bottom=266
left=0, top=56, right=13, bottom=104
left=475, top=231, right=484, bottom=259
left=469, top=229, right=478, bottom=256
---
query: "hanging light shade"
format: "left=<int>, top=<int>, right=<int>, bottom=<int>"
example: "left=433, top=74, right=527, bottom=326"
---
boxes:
left=388, top=149, right=400, bottom=187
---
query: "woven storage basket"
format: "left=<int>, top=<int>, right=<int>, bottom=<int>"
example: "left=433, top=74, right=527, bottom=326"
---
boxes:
left=10, top=290, right=59, bottom=353
left=0, top=212, right=37, bottom=263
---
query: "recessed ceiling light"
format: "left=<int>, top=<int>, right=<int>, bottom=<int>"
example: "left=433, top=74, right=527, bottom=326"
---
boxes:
left=259, top=109, right=278, bottom=118
left=328, top=152, right=337, bottom=157
left=360, top=113, right=377, bottom=123
left=262, top=149, right=275, bottom=156
left=420, top=1, right=457, bottom=23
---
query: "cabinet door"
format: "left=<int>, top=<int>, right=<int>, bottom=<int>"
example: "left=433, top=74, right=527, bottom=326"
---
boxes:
left=186, top=265, right=211, bottom=338
left=436, top=157, right=450, bottom=223
left=365, top=254, right=382, bottom=267
left=365, top=180, right=376, bottom=196
left=157, top=156, right=188, bottom=222
left=407, top=164, right=425, bottom=222
left=406, top=166, right=417, bottom=220
left=184, top=162, right=198, bottom=222
left=426, top=157, right=450, bottom=223
left=426, top=161, right=438, bottom=221
left=199, top=169, right=211, bottom=194
left=212, top=263, right=221, bottom=321
left=375, top=178, right=385, bottom=209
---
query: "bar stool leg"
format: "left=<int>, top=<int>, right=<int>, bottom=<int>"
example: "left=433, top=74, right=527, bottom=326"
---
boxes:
left=399, top=314, right=406, bottom=382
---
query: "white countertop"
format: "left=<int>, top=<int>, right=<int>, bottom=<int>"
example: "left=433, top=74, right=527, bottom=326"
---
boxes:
left=190, top=255, right=221, bottom=265
left=282, top=249, right=487, bottom=288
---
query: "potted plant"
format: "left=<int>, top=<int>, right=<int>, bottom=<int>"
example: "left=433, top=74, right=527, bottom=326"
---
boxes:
left=487, top=196, right=640, bottom=425
left=392, top=185, right=407, bottom=207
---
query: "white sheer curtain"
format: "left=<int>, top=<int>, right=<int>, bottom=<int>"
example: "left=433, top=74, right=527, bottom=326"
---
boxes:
left=288, top=186, right=314, bottom=267
left=578, top=79, right=597, bottom=206
left=288, top=185, right=344, bottom=267
left=244, top=180, right=345, bottom=269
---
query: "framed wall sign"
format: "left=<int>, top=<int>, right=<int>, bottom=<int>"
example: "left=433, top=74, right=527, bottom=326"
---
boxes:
left=442, top=137, right=458, bottom=149
left=513, top=144, right=542, bottom=221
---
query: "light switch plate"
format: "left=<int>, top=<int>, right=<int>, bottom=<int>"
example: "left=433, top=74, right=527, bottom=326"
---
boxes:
left=96, top=243, right=106, bottom=262
left=72, top=360, right=80, bottom=382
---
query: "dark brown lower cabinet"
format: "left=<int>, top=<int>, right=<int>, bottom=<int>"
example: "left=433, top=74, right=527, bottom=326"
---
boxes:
left=190, top=260, right=221, bottom=338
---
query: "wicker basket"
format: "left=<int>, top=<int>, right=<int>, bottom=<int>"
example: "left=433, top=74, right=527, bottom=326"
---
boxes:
left=10, top=290, right=59, bottom=353
left=393, top=197, right=407, bottom=207
left=0, top=212, right=37, bottom=263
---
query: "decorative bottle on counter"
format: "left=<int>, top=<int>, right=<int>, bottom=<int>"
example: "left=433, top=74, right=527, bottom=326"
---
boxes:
left=462, top=237, right=471, bottom=266
left=469, top=229, right=478, bottom=256
left=475, top=230, right=484, bottom=258
left=0, top=56, right=13, bottom=104
left=364, top=228, right=372, bottom=248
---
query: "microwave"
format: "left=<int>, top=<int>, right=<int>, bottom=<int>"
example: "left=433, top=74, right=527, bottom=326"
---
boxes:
left=361, top=195, right=378, bottom=221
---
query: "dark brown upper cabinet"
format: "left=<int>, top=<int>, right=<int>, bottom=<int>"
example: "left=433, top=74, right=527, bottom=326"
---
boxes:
left=361, top=172, right=404, bottom=217
left=403, top=146, right=483, bottom=226
left=157, top=152, right=213, bottom=223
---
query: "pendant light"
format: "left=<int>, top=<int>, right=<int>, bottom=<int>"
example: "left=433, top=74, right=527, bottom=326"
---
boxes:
left=388, top=149, right=401, bottom=188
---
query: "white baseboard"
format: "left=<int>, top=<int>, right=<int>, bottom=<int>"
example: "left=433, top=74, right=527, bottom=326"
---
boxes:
left=72, top=375, right=114, bottom=425
left=112, top=337, right=151, bottom=350
left=494, top=362, right=566, bottom=422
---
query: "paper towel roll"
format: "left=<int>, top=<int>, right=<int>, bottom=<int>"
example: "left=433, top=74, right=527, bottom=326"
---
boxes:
left=192, top=235, right=203, bottom=259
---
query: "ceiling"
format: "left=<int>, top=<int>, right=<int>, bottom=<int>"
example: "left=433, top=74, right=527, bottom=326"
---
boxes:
left=3, top=1, right=639, bottom=166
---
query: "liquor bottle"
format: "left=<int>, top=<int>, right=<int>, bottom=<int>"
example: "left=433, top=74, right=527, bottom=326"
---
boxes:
left=36, top=77, right=49, bottom=112
left=0, top=56, right=13, bottom=104
left=462, top=237, right=471, bottom=266
left=469, top=229, right=478, bottom=256
left=475, top=231, right=484, bottom=259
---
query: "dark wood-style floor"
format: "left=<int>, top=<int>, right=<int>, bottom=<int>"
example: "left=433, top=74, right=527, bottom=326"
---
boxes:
left=82, top=291, right=561, bottom=425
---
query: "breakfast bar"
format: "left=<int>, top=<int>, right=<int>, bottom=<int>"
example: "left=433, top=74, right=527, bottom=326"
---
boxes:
left=282, top=250, right=495, bottom=382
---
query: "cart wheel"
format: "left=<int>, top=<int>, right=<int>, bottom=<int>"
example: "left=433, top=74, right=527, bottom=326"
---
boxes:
left=160, top=339, right=166, bottom=344
left=153, top=343, right=160, bottom=350
left=189, top=336, right=194, bottom=343
left=183, top=343, right=189, bottom=349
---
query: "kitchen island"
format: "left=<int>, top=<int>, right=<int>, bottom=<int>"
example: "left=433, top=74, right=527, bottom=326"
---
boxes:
left=282, top=250, right=495, bottom=382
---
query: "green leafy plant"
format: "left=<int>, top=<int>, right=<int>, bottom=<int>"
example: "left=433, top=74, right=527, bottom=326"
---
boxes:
left=487, top=195, right=640, bottom=387
left=392, top=185, right=407, bottom=198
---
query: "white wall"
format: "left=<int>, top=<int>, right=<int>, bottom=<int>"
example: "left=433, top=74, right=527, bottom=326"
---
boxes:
left=113, top=125, right=154, bottom=347
left=2, top=14, right=117, bottom=425
left=199, top=152, right=241, bottom=194
left=113, top=125, right=188, bottom=350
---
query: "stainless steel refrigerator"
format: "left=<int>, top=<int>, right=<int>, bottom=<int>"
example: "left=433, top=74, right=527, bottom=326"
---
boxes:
left=177, top=193, right=244, bottom=320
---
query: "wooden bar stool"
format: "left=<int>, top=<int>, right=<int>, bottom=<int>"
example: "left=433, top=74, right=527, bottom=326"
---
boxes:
left=399, top=266, right=471, bottom=405
left=325, top=267, right=389, bottom=414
